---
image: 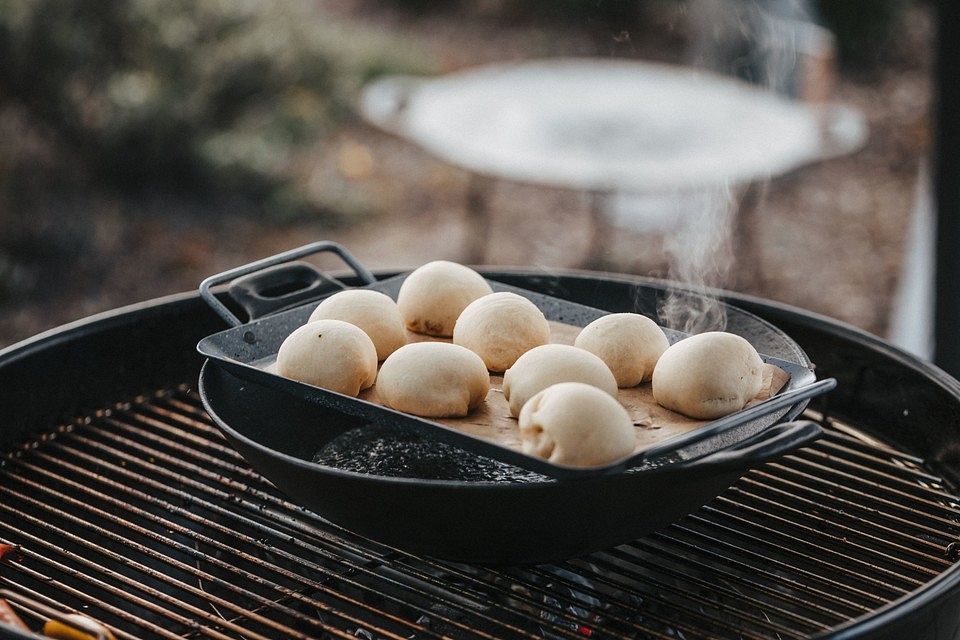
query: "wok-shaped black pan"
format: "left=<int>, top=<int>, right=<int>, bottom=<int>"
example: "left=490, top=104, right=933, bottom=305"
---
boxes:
left=198, top=241, right=833, bottom=478
left=199, top=361, right=822, bottom=564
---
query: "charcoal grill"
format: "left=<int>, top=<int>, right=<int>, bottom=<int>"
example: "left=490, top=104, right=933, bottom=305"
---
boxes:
left=2, top=269, right=960, bottom=640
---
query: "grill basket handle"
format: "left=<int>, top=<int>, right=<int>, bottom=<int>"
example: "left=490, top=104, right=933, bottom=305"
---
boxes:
left=199, top=241, right=376, bottom=326
left=684, top=419, right=823, bottom=472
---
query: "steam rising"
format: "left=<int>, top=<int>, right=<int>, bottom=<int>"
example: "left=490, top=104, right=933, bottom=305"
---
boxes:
left=657, top=0, right=815, bottom=333
left=657, top=187, right=735, bottom=334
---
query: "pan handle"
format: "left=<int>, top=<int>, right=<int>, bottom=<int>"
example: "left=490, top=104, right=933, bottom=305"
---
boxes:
left=199, top=241, right=376, bottom=326
left=682, top=419, right=823, bottom=472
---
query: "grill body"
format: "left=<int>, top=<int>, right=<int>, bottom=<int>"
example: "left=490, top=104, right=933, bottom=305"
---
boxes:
left=1, top=269, right=959, bottom=639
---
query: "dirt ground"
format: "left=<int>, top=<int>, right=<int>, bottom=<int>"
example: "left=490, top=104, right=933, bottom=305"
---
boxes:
left=0, top=4, right=932, bottom=348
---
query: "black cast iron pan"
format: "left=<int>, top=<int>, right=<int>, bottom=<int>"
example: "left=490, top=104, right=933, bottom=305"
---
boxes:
left=198, top=241, right=835, bottom=479
left=199, top=360, right=822, bottom=563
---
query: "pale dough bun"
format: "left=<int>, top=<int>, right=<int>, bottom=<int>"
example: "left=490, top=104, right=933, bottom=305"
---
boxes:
left=574, top=313, right=670, bottom=387
left=377, top=342, right=490, bottom=417
left=397, top=261, right=493, bottom=336
left=453, top=292, right=551, bottom=372
left=519, top=382, right=635, bottom=467
left=309, top=289, right=406, bottom=361
left=502, top=344, right=617, bottom=417
left=652, top=331, right=764, bottom=419
left=276, top=319, right=377, bottom=396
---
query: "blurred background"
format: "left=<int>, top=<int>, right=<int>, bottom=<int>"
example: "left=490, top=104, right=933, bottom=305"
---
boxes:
left=0, top=0, right=932, bottom=348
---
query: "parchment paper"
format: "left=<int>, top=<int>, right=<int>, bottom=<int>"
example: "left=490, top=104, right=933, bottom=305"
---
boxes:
left=359, top=321, right=790, bottom=456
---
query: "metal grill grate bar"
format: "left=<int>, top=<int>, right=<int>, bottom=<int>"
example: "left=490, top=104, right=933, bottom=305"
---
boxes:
left=91, top=401, right=705, bottom=639
left=768, top=460, right=960, bottom=530
left=789, top=451, right=960, bottom=510
left=685, top=510, right=911, bottom=600
left=746, top=471, right=957, bottom=551
left=574, top=551, right=813, bottom=638
left=0, top=480, right=428, bottom=640
left=156, top=390, right=928, bottom=626
left=1, top=574, right=181, bottom=640
left=619, top=539, right=843, bottom=625
left=76, top=410, right=721, bottom=640
left=719, top=489, right=943, bottom=576
left=0, top=541, right=246, bottom=640
left=10, top=451, right=544, bottom=640
left=1, top=385, right=957, bottom=640
left=148, top=395, right=689, bottom=636
left=0, top=518, right=320, bottom=640
left=702, top=502, right=921, bottom=592
left=812, top=438, right=945, bottom=484
left=446, top=554, right=797, bottom=640
left=736, top=476, right=952, bottom=565
left=529, top=559, right=779, bottom=640
left=654, top=525, right=885, bottom=611
left=818, top=425, right=926, bottom=466
left=103, top=394, right=837, bottom=639
left=45, top=433, right=591, bottom=640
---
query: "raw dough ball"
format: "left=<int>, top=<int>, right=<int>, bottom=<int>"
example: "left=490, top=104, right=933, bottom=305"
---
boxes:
left=652, top=331, right=764, bottom=419
left=397, top=261, right=493, bottom=336
left=309, top=289, right=406, bottom=360
left=453, top=292, right=551, bottom=372
left=574, top=313, right=670, bottom=387
left=502, top=344, right=617, bottom=417
left=377, top=342, right=490, bottom=417
left=519, top=382, right=635, bottom=467
left=276, top=319, right=377, bottom=396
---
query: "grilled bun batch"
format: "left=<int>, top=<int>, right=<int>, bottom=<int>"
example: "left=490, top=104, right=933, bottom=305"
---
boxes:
left=309, top=289, right=406, bottom=361
left=575, top=313, right=669, bottom=387
left=397, top=261, right=493, bottom=337
left=272, top=258, right=774, bottom=469
left=652, top=331, right=764, bottom=419
left=453, top=292, right=551, bottom=372
left=519, top=382, right=635, bottom=466
left=377, top=342, right=490, bottom=418
left=276, top=319, right=378, bottom=396
left=502, top=344, right=618, bottom=417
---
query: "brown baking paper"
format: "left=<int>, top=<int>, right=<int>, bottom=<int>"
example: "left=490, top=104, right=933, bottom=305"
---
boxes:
left=359, top=321, right=790, bottom=456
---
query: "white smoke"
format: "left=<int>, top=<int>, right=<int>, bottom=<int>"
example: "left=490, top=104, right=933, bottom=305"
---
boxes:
left=656, top=186, right=735, bottom=334
left=656, top=0, right=817, bottom=333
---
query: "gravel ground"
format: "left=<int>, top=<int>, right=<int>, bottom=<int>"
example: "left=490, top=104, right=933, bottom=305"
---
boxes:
left=0, top=4, right=932, bottom=348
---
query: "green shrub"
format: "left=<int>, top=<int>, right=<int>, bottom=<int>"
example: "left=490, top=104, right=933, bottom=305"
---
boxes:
left=0, top=0, right=431, bottom=211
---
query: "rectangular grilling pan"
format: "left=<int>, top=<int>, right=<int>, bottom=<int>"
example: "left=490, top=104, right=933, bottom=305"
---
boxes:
left=198, top=241, right=834, bottom=479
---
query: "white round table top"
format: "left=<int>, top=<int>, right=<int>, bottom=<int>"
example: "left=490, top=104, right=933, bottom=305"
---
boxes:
left=361, top=58, right=866, bottom=193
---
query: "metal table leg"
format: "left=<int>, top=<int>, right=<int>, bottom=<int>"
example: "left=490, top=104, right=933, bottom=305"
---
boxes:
left=582, top=190, right=613, bottom=269
left=463, top=174, right=494, bottom=265
left=732, top=181, right=768, bottom=292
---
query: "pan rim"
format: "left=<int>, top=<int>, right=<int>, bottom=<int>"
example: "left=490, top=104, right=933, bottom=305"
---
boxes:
left=199, top=359, right=812, bottom=488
